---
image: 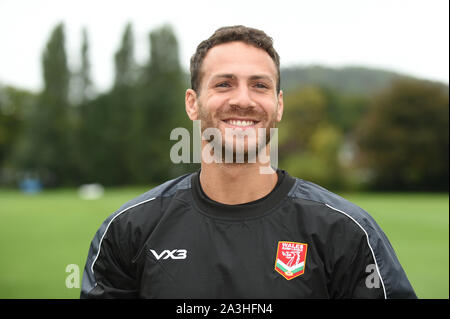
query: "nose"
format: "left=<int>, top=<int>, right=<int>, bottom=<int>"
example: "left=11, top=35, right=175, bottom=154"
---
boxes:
left=228, top=84, right=256, bottom=109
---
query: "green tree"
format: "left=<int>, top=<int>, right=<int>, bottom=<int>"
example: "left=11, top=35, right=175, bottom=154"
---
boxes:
left=114, top=23, right=136, bottom=88
left=322, top=88, right=369, bottom=134
left=278, top=86, right=328, bottom=154
left=78, top=23, right=138, bottom=185
left=72, top=28, right=95, bottom=183
left=356, top=79, right=449, bottom=191
left=130, top=24, right=191, bottom=184
left=69, top=27, right=94, bottom=106
left=108, top=22, right=138, bottom=184
left=78, top=92, right=125, bottom=185
left=0, top=86, right=36, bottom=185
left=279, top=86, right=347, bottom=188
left=16, top=23, right=73, bottom=186
left=79, top=28, right=94, bottom=103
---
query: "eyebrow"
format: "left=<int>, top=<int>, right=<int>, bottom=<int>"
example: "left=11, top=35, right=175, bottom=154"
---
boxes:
left=212, top=73, right=274, bottom=83
left=212, top=73, right=235, bottom=80
left=249, top=75, right=274, bottom=83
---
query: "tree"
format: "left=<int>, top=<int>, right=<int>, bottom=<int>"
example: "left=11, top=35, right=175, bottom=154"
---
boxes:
left=278, top=86, right=328, bottom=154
left=356, top=79, right=449, bottom=191
left=114, top=23, right=136, bottom=88
left=78, top=23, right=138, bottom=185
left=322, top=88, right=369, bottom=134
left=80, top=28, right=93, bottom=100
left=75, top=27, right=94, bottom=104
left=129, top=24, right=192, bottom=184
left=0, top=86, right=36, bottom=185
left=107, top=22, right=138, bottom=184
left=69, top=27, right=94, bottom=106
left=17, top=23, right=72, bottom=186
left=278, top=86, right=346, bottom=188
left=72, top=28, right=96, bottom=183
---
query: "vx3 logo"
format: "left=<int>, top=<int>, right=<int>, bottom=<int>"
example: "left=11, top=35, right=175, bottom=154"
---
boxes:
left=150, top=249, right=187, bottom=260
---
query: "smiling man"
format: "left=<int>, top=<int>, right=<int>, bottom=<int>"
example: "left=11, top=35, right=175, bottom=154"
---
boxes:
left=81, top=25, right=416, bottom=299
left=186, top=38, right=283, bottom=203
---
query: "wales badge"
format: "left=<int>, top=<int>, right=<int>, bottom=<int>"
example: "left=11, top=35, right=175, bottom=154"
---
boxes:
left=274, top=241, right=308, bottom=280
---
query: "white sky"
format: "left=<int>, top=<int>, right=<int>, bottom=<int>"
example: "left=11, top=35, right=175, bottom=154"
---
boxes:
left=0, top=0, right=448, bottom=93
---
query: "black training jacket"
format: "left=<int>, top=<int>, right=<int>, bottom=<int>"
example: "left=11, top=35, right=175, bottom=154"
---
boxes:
left=80, top=169, right=417, bottom=299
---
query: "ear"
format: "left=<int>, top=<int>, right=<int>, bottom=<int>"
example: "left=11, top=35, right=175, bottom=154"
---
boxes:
left=185, top=89, right=199, bottom=120
left=276, top=90, right=284, bottom=122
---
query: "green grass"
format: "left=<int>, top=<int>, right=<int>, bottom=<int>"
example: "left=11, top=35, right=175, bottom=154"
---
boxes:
left=0, top=188, right=448, bottom=299
left=0, top=187, right=150, bottom=299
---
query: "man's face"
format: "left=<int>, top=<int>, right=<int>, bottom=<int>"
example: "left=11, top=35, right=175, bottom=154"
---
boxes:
left=187, top=41, right=283, bottom=162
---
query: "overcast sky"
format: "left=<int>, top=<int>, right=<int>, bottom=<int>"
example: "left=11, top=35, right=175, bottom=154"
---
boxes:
left=0, top=0, right=448, bottom=93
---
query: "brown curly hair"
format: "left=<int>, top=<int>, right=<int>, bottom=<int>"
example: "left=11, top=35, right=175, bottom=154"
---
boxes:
left=190, top=25, right=281, bottom=94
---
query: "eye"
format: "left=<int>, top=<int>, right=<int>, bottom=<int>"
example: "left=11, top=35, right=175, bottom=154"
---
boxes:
left=254, top=82, right=269, bottom=89
left=215, top=82, right=231, bottom=88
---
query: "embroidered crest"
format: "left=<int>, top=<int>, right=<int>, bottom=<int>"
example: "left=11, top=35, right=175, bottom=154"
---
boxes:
left=274, top=241, right=308, bottom=280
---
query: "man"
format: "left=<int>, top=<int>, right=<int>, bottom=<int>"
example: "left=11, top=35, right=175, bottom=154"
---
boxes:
left=81, top=25, right=417, bottom=298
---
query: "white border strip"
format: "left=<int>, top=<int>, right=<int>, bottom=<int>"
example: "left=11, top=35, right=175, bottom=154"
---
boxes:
left=90, top=197, right=156, bottom=275
left=325, top=203, right=387, bottom=299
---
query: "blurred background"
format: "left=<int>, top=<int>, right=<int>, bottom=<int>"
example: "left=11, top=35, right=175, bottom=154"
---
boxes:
left=0, top=0, right=448, bottom=298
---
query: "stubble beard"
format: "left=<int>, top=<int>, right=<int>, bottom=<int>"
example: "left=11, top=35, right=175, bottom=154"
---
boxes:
left=198, top=101, right=278, bottom=164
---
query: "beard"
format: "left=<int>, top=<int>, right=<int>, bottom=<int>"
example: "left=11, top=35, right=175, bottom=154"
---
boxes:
left=198, top=101, right=278, bottom=163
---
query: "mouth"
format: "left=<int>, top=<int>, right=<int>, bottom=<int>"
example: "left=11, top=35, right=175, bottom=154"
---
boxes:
left=221, top=118, right=260, bottom=128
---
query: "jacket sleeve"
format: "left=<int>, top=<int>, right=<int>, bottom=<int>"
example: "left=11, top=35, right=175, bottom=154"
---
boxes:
left=329, top=229, right=387, bottom=298
left=326, top=204, right=417, bottom=299
left=80, top=216, right=138, bottom=299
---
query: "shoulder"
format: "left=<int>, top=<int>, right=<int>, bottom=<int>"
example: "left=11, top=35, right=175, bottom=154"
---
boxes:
left=285, top=173, right=417, bottom=299
left=91, top=172, right=193, bottom=248
left=285, top=174, right=388, bottom=271
left=85, top=173, right=194, bottom=267
left=105, top=172, right=193, bottom=227
left=286, top=174, right=379, bottom=235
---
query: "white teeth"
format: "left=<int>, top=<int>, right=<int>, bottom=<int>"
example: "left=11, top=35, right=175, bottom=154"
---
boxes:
left=227, top=120, right=255, bottom=126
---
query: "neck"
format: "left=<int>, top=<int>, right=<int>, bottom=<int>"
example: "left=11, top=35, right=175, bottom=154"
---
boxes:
left=199, top=156, right=277, bottom=205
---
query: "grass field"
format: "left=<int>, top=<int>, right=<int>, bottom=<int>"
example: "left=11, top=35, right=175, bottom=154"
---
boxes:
left=0, top=188, right=448, bottom=299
